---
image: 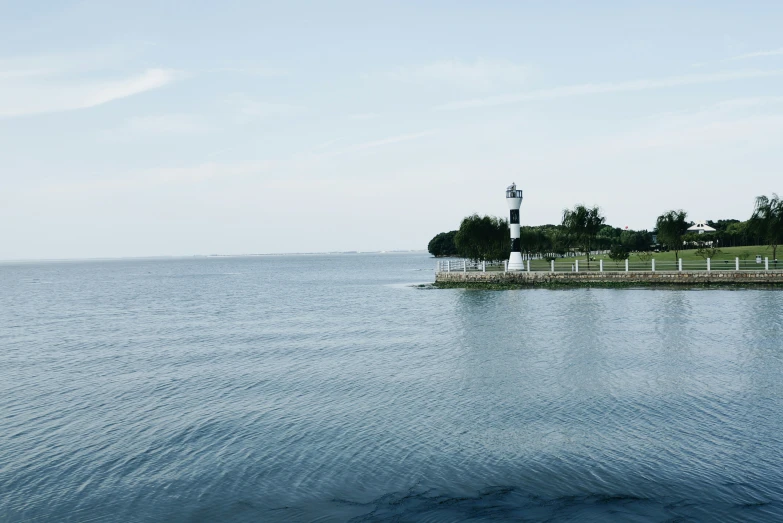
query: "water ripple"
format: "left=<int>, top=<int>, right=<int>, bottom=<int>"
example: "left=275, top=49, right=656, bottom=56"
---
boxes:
left=1, top=254, right=783, bottom=521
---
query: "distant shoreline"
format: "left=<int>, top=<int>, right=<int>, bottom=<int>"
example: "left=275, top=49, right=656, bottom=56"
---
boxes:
left=0, top=250, right=428, bottom=264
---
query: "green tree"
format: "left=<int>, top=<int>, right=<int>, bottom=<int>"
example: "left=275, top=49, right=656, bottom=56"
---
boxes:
left=682, top=232, right=701, bottom=249
left=707, top=219, right=740, bottom=248
left=636, top=250, right=653, bottom=263
left=634, top=230, right=654, bottom=253
left=596, top=225, right=621, bottom=251
left=609, top=244, right=629, bottom=268
left=695, top=246, right=721, bottom=260
left=707, top=218, right=740, bottom=234
left=561, top=205, right=606, bottom=268
left=427, top=231, right=458, bottom=257
left=656, top=210, right=689, bottom=261
left=454, top=214, right=510, bottom=262
left=618, top=229, right=653, bottom=252
left=518, top=227, right=539, bottom=258
left=541, top=225, right=569, bottom=257
left=725, top=221, right=750, bottom=247
left=750, top=193, right=783, bottom=261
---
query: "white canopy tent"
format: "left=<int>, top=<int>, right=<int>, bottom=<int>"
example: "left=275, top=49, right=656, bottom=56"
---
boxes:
left=687, top=221, right=717, bottom=235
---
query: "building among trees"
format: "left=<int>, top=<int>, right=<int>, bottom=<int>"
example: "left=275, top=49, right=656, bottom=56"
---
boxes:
left=687, top=221, right=717, bottom=235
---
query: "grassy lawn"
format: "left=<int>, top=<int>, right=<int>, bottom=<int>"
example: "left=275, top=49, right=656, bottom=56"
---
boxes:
left=455, top=245, right=779, bottom=272
left=565, top=244, right=775, bottom=263
left=520, top=245, right=779, bottom=272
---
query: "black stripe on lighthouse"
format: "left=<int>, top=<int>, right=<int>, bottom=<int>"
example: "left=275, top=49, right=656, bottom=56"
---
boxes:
left=510, top=209, right=520, bottom=253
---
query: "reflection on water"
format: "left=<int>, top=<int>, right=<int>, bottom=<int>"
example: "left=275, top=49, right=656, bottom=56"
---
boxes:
left=1, top=254, right=782, bottom=521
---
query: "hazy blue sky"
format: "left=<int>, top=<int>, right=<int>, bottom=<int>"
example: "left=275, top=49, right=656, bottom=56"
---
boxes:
left=2, top=1, right=783, bottom=259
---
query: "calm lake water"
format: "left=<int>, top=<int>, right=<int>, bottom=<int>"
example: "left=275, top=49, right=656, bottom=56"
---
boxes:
left=2, top=252, right=783, bottom=522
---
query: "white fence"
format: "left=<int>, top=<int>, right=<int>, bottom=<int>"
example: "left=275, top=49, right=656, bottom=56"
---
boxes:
left=437, top=259, right=506, bottom=273
left=436, top=257, right=782, bottom=273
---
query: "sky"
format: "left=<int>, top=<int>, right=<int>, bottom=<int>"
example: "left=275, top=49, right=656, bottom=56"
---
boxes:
left=2, top=0, right=783, bottom=259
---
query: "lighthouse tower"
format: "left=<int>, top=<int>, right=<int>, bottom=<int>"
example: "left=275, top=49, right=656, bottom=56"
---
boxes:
left=506, top=183, right=524, bottom=271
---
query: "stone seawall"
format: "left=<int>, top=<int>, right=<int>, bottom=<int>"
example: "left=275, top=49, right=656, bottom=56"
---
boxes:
left=435, top=270, right=783, bottom=287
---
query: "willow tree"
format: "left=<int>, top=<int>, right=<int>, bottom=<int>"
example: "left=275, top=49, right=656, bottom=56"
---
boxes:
left=656, top=210, right=689, bottom=261
left=750, top=194, right=783, bottom=261
left=427, top=231, right=458, bottom=257
left=454, top=214, right=510, bottom=262
left=561, top=205, right=605, bottom=268
left=520, top=226, right=554, bottom=259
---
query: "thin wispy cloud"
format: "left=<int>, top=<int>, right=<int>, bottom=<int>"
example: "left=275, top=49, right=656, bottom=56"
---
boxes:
left=563, top=96, right=783, bottom=161
left=41, top=161, right=270, bottom=194
left=645, top=95, right=783, bottom=123
left=575, top=114, right=783, bottom=158
left=321, top=130, right=436, bottom=158
left=371, top=59, right=529, bottom=91
left=88, top=69, right=180, bottom=108
left=146, top=161, right=268, bottom=184
left=435, top=69, right=783, bottom=111
left=711, top=96, right=783, bottom=111
left=0, top=45, right=152, bottom=79
left=223, top=93, right=305, bottom=122
left=203, top=66, right=288, bottom=76
left=350, top=131, right=435, bottom=150
left=348, top=112, right=381, bottom=120
left=0, top=67, right=59, bottom=79
left=0, top=68, right=181, bottom=118
left=125, top=114, right=211, bottom=134
left=102, top=114, right=213, bottom=141
left=694, top=47, right=783, bottom=66
left=311, top=137, right=346, bottom=150
left=727, top=48, right=783, bottom=61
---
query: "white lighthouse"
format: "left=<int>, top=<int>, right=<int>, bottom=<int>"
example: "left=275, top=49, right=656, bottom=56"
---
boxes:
left=506, top=183, right=524, bottom=271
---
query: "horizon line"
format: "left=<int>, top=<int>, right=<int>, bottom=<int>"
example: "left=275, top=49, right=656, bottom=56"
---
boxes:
left=0, top=249, right=428, bottom=264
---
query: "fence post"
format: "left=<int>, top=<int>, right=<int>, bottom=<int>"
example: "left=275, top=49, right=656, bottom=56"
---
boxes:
left=575, top=260, right=579, bottom=273
left=652, top=259, right=655, bottom=272
left=527, top=259, right=531, bottom=272
left=551, top=259, right=555, bottom=273
left=765, top=257, right=769, bottom=270
left=504, top=260, right=508, bottom=273
left=707, top=258, right=711, bottom=272
left=600, top=259, right=603, bottom=272
left=482, top=260, right=486, bottom=272
left=736, top=257, right=739, bottom=271
left=625, top=259, right=629, bottom=272
left=463, top=260, right=467, bottom=273
left=679, top=258, right=682, bottom=272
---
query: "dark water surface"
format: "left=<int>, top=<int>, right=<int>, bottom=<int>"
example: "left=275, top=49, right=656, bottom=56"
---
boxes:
left=2, top=253, right=783, bottom=522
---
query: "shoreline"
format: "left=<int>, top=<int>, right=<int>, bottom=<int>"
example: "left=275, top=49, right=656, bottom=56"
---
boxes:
left=434, top=270, right=783, bottom=289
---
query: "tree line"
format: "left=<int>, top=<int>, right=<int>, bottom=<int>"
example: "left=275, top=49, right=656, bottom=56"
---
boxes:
left=428, top=193, right=783, bottom=263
